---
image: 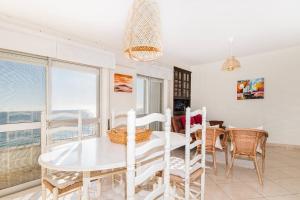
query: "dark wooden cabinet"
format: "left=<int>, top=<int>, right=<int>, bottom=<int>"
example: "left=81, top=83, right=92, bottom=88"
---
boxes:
left=173, top=67, right=191, bottom=115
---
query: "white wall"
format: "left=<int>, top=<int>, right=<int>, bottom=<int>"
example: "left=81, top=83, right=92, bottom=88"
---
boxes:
left=110, top=65, right=137, bottom=113
left=191, top=46, right=300, bottom=146
left=110, top=63, right=173, bottom=115
left=0, top=18, right=115, bottom=68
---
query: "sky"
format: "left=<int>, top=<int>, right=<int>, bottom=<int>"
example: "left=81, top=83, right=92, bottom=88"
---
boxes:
left=0, top=59, right=96, bottom=116
left=0, top=60, right=45, bottom=112
left=51, top=67, right=97, bottom=116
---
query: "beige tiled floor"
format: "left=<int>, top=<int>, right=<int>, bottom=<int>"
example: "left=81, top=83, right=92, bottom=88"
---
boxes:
left=1, top=146, right=300, bottom=200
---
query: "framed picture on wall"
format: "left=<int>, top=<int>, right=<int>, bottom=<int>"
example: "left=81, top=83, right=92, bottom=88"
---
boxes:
left=237, top=78, right=264, bottom=100
left=114, top=73, right=133, bottom=93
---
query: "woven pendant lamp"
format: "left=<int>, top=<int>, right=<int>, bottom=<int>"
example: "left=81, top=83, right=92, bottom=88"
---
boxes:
left=222, top=37, right=240, bottom=71
left=222, top=56, right=241, bottom=71
left=124, top=0, right=162, bottom=62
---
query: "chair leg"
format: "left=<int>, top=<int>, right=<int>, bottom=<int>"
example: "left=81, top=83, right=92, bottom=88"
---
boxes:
left=224, top=147, right=228, bottom=169
left=262, top=148, right=266, bottom=174
left=226, top=155, right=235, bottom=177
left=254, top=158, right=263, bottom=185
left=41, top=183, right=47, bottom=200
left=77, top=188, right=82, bottom=200
left=111, top=174, right=115, bottom=188
left=96, top=178, right=102, bottom=198
left=53, top=188, right=58, bottom=200
left=200, top=173, right=205, bottom=200
left=262, top=156, right=265, bottom=174
left=213, top=151, right=217, bottom=175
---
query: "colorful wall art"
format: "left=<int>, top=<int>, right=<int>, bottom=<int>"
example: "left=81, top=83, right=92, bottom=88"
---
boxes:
left=114, top=73, right=133, bottom=93
left=237, top=78, right=264, bottom=100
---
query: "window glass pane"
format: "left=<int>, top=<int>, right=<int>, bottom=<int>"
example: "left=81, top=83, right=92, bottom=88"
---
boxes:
left=136, top=77, right=146, bottom=115
left=51, top=67, right=97, bottom=118
left=0, top=58, right=45, bottom=190
left=0, top=60, right=45, bottom=112
left=51, top=66, right=98, bottom=137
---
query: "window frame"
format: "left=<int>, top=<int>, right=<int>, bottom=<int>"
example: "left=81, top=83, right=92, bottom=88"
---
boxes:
left=136, top=74, right=164, bottom=115
left=47, top=59, right=101, bottom=138
left=0, top=50, right=103, bottom=196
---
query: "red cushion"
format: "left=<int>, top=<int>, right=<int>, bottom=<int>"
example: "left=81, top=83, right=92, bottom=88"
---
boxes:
left=191, top=117, right=195, bottom=125
left=180, top=115, right=196, bottom=128
left=193, top=114, right=202, bottom=124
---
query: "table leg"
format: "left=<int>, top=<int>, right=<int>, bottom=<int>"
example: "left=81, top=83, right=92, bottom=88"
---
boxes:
left=82, top=171, right=90, bottom=200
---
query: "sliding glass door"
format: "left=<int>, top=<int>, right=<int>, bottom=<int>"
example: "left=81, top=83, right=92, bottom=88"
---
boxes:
left=0, top=52, right=101, bottom=196
left=49, top=62, right=100, bottom=140
left=136, top=75, right=163, bottom=130
left=0, top=52, right=46, bottom=192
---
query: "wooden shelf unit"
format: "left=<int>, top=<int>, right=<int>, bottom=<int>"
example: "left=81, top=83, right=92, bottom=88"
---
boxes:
left=173, top=67, right=191, bottom=115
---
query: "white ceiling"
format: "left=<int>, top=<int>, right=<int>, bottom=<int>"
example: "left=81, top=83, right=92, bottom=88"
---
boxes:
left=0, top=0, right=300, bottom=67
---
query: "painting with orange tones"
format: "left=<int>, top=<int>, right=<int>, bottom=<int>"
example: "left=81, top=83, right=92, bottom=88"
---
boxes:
left=237, top=78, right=264, bottom=100
left=114, top=73, right=133, bottom=93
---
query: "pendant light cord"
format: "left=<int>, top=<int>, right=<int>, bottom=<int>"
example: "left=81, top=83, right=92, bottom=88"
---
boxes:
left=229, top=37, right=234, bottom=57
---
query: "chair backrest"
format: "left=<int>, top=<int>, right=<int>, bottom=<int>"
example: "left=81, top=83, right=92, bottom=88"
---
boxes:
left=184, top=107, right=206, bottom=200
left=126, top=108, right=171, bottom=200
left=110, top=110, right=127, bottom=129
left=171, top=115, right=185, bottom=133
left=197, top=127, right=225, bottom=151
left=41, top=111, right=82, bottom=153
left=228, top=128, right=267, bottom=156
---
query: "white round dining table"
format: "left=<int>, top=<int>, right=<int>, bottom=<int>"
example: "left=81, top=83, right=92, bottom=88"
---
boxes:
left=38, top=131, right=186, bottom=200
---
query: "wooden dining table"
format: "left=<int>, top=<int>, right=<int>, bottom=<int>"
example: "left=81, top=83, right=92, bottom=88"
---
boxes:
left=38, top=131, right=186, bottom=200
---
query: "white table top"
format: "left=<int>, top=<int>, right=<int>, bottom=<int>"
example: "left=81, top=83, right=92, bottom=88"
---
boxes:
left=38, top=131, right=185, bottom=172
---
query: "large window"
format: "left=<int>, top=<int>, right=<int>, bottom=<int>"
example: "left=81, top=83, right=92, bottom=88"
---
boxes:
left=0, top=55, right=46, bottom=191
left=50, top=62, right=100, bottom=138
left=0, top=52, right=101, bottom=196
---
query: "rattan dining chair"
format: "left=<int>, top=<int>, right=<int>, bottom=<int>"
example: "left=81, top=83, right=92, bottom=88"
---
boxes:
left=226, top=128, right=268, bottom=185
left=196, top=127, right=228, bottom=174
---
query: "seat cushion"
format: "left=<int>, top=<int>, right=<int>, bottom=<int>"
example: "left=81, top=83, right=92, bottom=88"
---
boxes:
left=44, top=171, right=82, bottom=189
left=193, top=114, right=202, bottom=124
left=170, top=157, right=202, bottom=178
left=180, top=116, right=196, bottom=128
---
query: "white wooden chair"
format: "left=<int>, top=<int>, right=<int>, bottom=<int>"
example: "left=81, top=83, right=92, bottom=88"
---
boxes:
left=110, top=110, right=128, bottom=129
left=87, top=110, right=129, bottom=198
left=170, top=107, right=207, bottom=200
left=110, top=110, right=128, bottom=185
left=126, top=108, right=173, bottom=200
left=41, top=111, right=83, bottom=200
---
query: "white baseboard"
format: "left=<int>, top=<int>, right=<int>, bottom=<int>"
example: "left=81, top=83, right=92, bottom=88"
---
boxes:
left=267, top=142, right=300, bottom=150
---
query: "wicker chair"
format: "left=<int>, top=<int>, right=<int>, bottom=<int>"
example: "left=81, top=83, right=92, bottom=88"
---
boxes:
left=226, top=128, right=268, bottom=185
left=196, top=127, right=228, bottom=174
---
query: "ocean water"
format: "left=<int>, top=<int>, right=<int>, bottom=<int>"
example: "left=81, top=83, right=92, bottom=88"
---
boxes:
left=0, top=111, right=96, bottom=149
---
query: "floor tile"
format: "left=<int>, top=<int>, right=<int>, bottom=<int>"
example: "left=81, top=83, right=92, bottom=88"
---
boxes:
left=218, top=182, right=263, bottom=200
left=273, top=178, right=300, bottom=194
left=1, top=146, right=300, bottom=200
left=245, top=180, right=291, bottom=197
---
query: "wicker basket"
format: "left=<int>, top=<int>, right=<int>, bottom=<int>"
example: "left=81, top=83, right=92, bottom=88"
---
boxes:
left=108, top=127, right=152, bottom=145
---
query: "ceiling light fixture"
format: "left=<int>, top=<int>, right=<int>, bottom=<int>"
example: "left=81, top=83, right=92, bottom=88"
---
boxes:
left=124, top=0, right=162, bottom=62
left=222, top=37, right=240, bottom=71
